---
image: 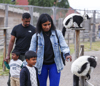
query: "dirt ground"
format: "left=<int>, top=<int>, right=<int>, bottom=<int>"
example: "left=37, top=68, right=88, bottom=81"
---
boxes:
left=0, top=50, right=100, bottom=86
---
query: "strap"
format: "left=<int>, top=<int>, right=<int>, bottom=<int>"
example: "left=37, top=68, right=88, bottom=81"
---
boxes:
left=55, top=30, right=66, bottom=65
left=55, top=30, right=60, bottom=46
left=36, top=33, right=38, bottom=53
left=36, top=33, right=38, bottom=48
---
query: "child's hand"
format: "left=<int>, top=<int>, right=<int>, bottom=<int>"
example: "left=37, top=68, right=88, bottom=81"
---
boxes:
left=4, top=59, right=8, bottom=63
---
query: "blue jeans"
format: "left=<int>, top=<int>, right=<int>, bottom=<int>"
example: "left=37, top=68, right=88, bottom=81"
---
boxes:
left=38, top=63, right=61, bottom=86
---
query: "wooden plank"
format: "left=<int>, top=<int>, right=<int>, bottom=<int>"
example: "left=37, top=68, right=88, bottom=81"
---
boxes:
left=71, top=28, right=85, bottom=30
left=0, top=27, right=9, bottom=30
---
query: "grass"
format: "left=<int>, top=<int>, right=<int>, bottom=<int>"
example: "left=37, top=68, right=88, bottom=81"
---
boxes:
left=0, top=41, right=100, bottom=76
left=69, top=41, right=100, bottom=54
left=0, top=55, right=9, bottom=76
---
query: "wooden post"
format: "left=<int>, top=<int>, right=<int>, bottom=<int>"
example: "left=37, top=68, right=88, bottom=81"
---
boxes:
left=72, top=28, right=85, bottom=86
left=90, top=27, right=92, bottom=50
left=3, top=29, right=7, bottom=71
left=90, top=21, right=93, bottom=50
left=0, top=27, right=9, bottom=71
left=71, top=28, right=85, bottom=59
left=52, top=6, right=56, bottom=26
left=79, top=45, right=84, bottom=56
left=67, top=29, right=70, bottom=47
left=75, top=30, right=80, bottom=59
left=79, top=45, right=85, bottom=86
left=80, top=76, right=85, bottom=86
left=92, top=10, right=96, bottom=42
left=29, top=6, right=34, bottom=25
left=82, top=30, right=85, bottom=42
left=89, top=18, right=92, bottom=50
left=73, top=31, right=75, bottom=44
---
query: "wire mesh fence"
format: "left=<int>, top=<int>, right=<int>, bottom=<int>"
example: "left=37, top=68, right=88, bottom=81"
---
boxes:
left=0, top=4, right=100, bottom=57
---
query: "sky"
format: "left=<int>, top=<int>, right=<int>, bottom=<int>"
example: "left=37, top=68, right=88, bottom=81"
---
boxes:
left=68, top=0, right=100, bottom=11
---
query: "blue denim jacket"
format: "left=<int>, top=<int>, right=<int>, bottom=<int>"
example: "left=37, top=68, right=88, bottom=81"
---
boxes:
left=29, top=30, right=70, bottom=74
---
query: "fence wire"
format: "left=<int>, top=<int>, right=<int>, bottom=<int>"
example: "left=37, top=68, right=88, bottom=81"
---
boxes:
left=0, top=4, right=100, bottom=56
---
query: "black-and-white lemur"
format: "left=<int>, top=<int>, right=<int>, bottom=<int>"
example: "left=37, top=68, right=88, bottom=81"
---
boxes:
left=62, top=13, right=90, bottom=37
left=63, top=13, right=90, bottom=29
left=71, top=56, right=97, bottom=86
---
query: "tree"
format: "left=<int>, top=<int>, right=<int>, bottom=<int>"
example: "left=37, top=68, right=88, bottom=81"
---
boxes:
left=0, top=0, right=16, bottom=4
left=57, top=0, right=70, bottom=8
left=28, top=0, right=70, bottom=8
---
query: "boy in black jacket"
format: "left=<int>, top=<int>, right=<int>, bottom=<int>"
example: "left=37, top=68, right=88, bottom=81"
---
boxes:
left=20, top=51, right=39, bottom=86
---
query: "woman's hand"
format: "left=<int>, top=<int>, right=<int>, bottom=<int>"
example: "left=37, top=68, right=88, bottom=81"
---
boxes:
left=65, top=55, right=72, bottom=62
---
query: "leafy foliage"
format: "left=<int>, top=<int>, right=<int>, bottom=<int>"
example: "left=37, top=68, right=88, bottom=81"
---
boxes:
left=57, top=0, right=70, bottom=8
left=0, top=0, right=16, bottom=4
left=0, top=0, right=70, bottom=8
left=28, top=0, right=70, bottom=8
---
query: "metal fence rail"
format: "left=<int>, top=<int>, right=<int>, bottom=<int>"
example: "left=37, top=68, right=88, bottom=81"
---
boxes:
left=0, top=4, right=100, bottom=56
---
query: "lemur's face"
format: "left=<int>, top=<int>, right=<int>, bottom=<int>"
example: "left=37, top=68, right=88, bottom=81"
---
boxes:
left=83, top=14, right=91, bottom=20
left=88, top=56, right=97, bottom=68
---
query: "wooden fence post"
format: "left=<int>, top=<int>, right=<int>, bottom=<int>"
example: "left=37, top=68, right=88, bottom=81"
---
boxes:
left=67, top=29, right=70, bottom=47
left=73, top=28, right=85, bottom=59
left=79, top=45, right=84, bottom=56
left=72, top=28, right=85, bottom=86
left=79, top=45, right=85, bottom=86
left=0, top=27, right=9, bottom=71
left=75, top=30, right=80, bottom=59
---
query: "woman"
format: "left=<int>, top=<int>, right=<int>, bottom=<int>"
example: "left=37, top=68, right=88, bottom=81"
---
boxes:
left=29, top=13, right=72, bottom=86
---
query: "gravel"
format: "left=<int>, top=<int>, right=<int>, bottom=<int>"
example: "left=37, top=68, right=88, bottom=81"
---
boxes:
left=0, top=50, right=100, bottom=86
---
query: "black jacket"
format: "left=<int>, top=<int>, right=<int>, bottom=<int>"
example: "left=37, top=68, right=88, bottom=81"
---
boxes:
left=20, top=66, right=39, bottom=86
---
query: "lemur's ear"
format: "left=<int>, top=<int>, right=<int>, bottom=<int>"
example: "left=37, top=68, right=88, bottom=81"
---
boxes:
left=90, top=56, right=98, bottom=61
left=83, top=14, right=91, bottom=20
left=86, top=14, right=91, bottom=19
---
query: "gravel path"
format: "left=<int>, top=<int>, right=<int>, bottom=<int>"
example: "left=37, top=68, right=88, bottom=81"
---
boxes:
left=0, top=50, right=100, bottom=86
